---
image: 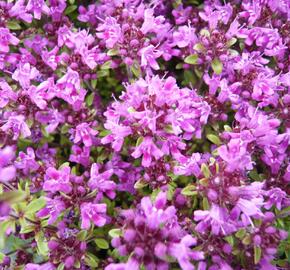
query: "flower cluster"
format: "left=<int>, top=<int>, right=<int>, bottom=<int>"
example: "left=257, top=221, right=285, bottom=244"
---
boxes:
left=0, top=0, right=289, bottom=270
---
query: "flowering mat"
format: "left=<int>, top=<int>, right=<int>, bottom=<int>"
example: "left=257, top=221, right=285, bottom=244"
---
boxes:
left=0, top=0, right=289, bottom=270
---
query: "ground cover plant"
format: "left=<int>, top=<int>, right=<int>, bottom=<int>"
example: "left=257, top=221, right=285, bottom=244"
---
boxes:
left=0, top=0, right=289, bottom=269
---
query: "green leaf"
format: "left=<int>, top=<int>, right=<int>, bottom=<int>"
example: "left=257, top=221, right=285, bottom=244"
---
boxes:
left=99, top=130, right=111, bottom=137
left=0, top=190, right=27, bottom=204
left=20, top=224, right=35, bottom=234
left=107, top=49, right=118, bottom=56
left=6, top=21, right=21, bottom=30
left=60, top=124, right=71, bottom=134
left=100, top=61, right=112, bottom=70
left=84, top=252, right=99, bottom=267
left=175, top=63, right=183, bottom=69
left=254, top=246, right=262, bottom=264
left=95, top=238, right=109, bottom=249
left=86, top=92, right=95, bottom=107
left=193, top=43, right=205, bottom=52
left=248, top=169, right=262, bottom=181
left=76, top=230, right=87, bottom=241
left=242, top=234, right=251, bottom=245
left=183, top=70, right=196, bottom=86
left=224, top=125, right=232, bottom=132
left=97, top=70, right=109, bottom=77
left=227, top=38, right=237, bottom=47
left=35, top=231, right=49, bottom=256
left=136, top=136, right=144, bottom=147
left=211, top=58, right=223, bottom=74
left=25, top=197, right=46, bottom=214
left=235, top=229, right=246, bottom=239
left=59, top=162, right=70, bottom=169
left=56, top=263, right=65, bottom=270
left=131, top=63, right=141, bottom=78
left=202, top=197, right=209, bottom=210
left=134, top=179, right=148, bottom=189
left=181, top=185, right=197, bottom=196
left=108, top=228, right=122, bottom=238
left=0, top=252, right=5, bottom=263
left=74, top=260, right=81, bottom=268
left=206, top=134, right=221, bottom=145
left=184, top=54, right=198, bottom=65
left=199, top=178, right=209, bottom=187
left=225, top=235, right=234, bottom=246
left=91, top=79, right=97, bottom=89
left=65, top=5, right=77, bottom=15
left=201, top=164, right=211, bottom=178
left=200, top=29, right=210, bottom=37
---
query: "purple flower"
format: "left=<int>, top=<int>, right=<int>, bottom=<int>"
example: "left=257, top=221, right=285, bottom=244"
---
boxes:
left=0, top=146, right=16, bottom=182
left=218, top=139, right=253, bottom=172
left=55, top=68, right=86, bottom=111
left=9, top=0, right=33, bottom=23
left=173, top=25, right=197, bottom=48
left=25, top=262, right=55, bottom=270
left=0, top=27, right=19, bottom=53
left=15, top=147, right=40, bottom=174
left=69, top=145, right=90, bottom=167
left=43, top=166, right=72, bottom=194
left=0, top=79, right=18, bottom=108
left=26, top=0, right=50, bottom=20
left=41, top=47, right=59, bottom=70
left=37, top=198, right=66, bottom=224
left=107, top=192, right=203, bottom=270
left=27, top=79, right=54, bottom=109
left=71, top=123, right=98, bottom=147
left=231, top=198, right=264, bottom=226
left=264, top=188, right=287, bottom=211
left=139, top=45, right=162, bottom=70
left=1, top=115, right=31, bottom=140
left=80, top=202, right=107, bottom=229
left=96, top=17, right=123, bottom=49
left=131, top=136, right=164, bottom=167
left=35, top=108, right=65, bottom=134
left=194, top=204, right=236, bottom=235
left=12, top=63, right=40, bottom=89
left=88, top=163, right=116, bottom=199
left=101, top=121, right=132, bottom=152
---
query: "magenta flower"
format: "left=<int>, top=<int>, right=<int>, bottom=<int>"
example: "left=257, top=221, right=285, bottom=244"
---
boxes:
left=12, top=63, right=40, bottom=89
left=1, top=115, right=31, bottom=140
left=80, top=202, right=107, bottom=229
left=69, top=146, right=91, bottom=167
left=0, top=146, right=16, bottom=182
left=27, top=79, right=54, bottom=109
left=101, top=121, right=132, bottom=152
left=9, top=0, right=33, bottom=23
left=218, top=138, right=253, bottom=172
left=0, top=79, right=18, bottom=108
left=41, top=47, right=59, bottom=70
left=139, top=45, right=162, bottom=70
left=43, top=166, right=72, bottom=194
left=71, top=123, right=98, bottom=147
left=0, top=27, right=19, bottom=53
left=37, top=198, right=66, bottom=225
left=88, top=163, right=116, bottom=199
left=26, top=0, right=50, bottom=20
left=131, top=136, right=164, bottom=167
left=194, top=204, right=236, bottom=235
left=96, top=17, right=123, bottom=49
left=15, top=147, right=40, bottom=174
left=35, top=108, right=65, bottom=134
left=107, top=192, right=204, bottom=270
